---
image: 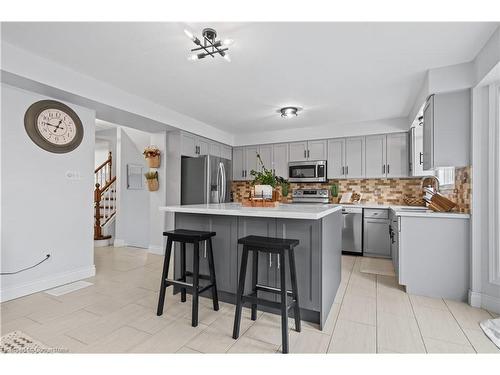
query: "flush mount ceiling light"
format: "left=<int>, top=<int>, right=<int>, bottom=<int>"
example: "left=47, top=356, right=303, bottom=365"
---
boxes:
left=280, top=107, right=300, bottom=118
left=184, top=28, right=233, bottom=62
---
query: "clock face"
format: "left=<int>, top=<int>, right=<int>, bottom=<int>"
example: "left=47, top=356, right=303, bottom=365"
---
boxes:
left=25, top=100, right=84, bottom=154
left=36, top=109, right=77, bottom=146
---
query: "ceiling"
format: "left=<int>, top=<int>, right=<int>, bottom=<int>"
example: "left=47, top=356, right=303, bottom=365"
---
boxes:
left=2, top=22, right=498, bottom=135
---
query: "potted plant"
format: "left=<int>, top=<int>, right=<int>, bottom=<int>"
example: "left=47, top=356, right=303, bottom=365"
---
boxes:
left=330, top=183, right=339, bottom=203
left=144, top=170, right=159, bottom=191
left=143, top=146, right=161, bottom=168
left=249, top=153, right=288, bottom=200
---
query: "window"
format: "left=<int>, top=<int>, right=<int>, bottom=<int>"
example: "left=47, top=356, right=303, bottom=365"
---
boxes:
left=435, top=167, right=455, bottom=190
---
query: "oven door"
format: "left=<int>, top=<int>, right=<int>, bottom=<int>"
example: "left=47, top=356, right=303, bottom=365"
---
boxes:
left=288, top=161, right=326, bottom=182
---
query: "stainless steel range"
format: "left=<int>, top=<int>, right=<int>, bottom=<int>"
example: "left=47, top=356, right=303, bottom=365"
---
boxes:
left=291, top=188, right=329, bottom=204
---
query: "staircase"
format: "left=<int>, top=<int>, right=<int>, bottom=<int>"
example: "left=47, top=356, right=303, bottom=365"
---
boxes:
left=94, top=151, right=117, bottom=241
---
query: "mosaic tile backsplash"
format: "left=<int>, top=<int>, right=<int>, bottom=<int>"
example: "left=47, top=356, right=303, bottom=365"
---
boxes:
left=231, top=166, right=471, bottom=213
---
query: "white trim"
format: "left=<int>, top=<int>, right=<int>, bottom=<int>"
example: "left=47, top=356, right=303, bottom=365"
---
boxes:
left=470, top=86, right=484, bottom=297
left=0, top=265, right=96, bottom=303
left=113, top=238, right=126, bottom=247
left=488, top=84, right=500, bottom=285
left=468, top=290, right=483, bottom=308
left=148, top=245, right=164, bottom=255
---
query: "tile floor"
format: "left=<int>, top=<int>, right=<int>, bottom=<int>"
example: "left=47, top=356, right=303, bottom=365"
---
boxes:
left=1, top=247, right=498, bottom=354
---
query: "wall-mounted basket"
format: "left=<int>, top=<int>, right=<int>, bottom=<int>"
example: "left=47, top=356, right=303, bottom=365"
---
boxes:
left=143, top=146, right=161, bottom=168
left=145, top=171, right=159, bottom=192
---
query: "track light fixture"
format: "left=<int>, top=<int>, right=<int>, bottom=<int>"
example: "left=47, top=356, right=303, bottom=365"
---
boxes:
left=184, top=28, right=233, bottom=62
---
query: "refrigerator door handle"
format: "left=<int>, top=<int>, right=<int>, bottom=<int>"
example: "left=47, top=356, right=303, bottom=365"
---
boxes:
left=216, top=162, right=221, bottom=203
left=220, top=162, right=226, bottom=203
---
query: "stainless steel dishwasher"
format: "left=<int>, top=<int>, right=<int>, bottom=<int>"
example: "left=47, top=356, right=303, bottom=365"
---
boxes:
left=342, top=206, right=363, bottom=255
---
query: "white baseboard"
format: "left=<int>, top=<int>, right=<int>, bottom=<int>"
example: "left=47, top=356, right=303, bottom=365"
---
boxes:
left=0, top=265, right=96, bottom=303
left=148, top=245, right=164, bottom=255
left=113, top=239, right=126, bottom=247
left=468, top=289, right=500, bottom=314
left=468, top=290, right=482, bottom=308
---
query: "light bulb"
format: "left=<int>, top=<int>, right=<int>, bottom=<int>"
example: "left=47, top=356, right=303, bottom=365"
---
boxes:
left=222, top=38, right=234, bottom=46
left=223, top=53, right=231, bottom=62
left=184, top=29, right=195, bottom=41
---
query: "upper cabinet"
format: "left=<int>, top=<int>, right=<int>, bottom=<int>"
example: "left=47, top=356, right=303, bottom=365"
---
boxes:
left=327, top=138, right=345, bottom=179
left=232, top=148, right=245, bottom=181
left=289, top=140, right=327, bottom=161
left=386, top=133, right=408, bottom=178
left=327, top=137, right=365, bottom=179
left=364, top=133, right=408, bottom=178
left=345, top=137, right=365, bottom=178
left=272, top=143, right=289, bottom=179
left=422, top=90, right=471, bottom=170
left=409, top=125, right=426, bottom=176
left=365, top=135, right=386, bottom=178
left=180, top=132, right=232, bottom=160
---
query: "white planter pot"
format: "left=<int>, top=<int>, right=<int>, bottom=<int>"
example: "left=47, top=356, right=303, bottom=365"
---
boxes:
left=254, top=184, right=273, bottom=199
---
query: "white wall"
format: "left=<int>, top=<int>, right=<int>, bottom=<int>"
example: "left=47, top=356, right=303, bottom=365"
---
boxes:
left=0, top=84, right=95, bottom=302
left=114, top=127, right=150, bottom=249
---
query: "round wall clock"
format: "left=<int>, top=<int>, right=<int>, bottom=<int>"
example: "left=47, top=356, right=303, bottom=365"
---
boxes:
left=24, top=100, right=84, bottom=153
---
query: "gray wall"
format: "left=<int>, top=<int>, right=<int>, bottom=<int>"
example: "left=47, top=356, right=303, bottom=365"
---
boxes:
left=0, top=83, right=95, bottom=301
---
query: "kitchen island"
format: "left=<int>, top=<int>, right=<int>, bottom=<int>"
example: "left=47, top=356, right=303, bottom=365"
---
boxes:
left=159, top=203, right=343, bottom=330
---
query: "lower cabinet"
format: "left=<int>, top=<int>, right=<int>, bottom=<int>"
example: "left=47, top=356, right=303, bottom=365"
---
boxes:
left=363, top=209, right=391, bottom=258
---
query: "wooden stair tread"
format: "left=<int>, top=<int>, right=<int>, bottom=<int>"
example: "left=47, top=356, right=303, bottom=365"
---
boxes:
left=94, top=235, right=112, bottom=240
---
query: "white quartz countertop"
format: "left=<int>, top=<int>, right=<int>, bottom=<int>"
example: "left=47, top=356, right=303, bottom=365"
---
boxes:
left=160, top=203, right=343, bottom=220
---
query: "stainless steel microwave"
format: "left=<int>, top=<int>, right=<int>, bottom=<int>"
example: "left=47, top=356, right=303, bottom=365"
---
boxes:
left=288, top=160, right=327, bottom=182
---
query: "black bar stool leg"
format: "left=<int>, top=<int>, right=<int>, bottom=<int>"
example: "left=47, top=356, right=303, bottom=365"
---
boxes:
left=251, top=250, right=259, bottom=321
left=157, top=237, right=173, bottom=316
left=288, top=249, right=301, bottom=332
left=279, top=251, right=289, bottom=354
left=180, top=242, right=187, bottom=303
left=206, top=238, right=219, bottom=311
left=191, top=241, right=200, bottom=327
left=233, top=246, right=249, bottom=339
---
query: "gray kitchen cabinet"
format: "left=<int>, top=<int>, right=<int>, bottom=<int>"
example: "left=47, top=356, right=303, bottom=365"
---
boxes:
left=327, top=138, right=345, bottom=179
left=272, top=143, right=289, bottom=179
left=232, top=147, right=245, bottom=180
left=277, top=219, right=321, bottom=311
left=209, top=142, right=221, bottom=157
left=345, top=137, right=365, bottom=178
left=365, top=134, right=386, bottom=178
left=409, top=125, right=426, bottom=176
left=422, top=90, right=471, bottom=170
left=237, top=217, right=277, bottom=300
left=289, top=141, right=308, bottom=161
left=307, top=140, right=327, bottom=160
left=221, top=145, right=232, bottom=161
left=397, top=215, right=470, bottom=300
left=181, top=132, right=197, bottom=157
left=258, top=144, right=273, bottom=171
left=363, top=218, right=391, bottom=258
left=386, top=133, right=408, bottom=178
left=209, top=215, right=238, bottom=293
left=198, top=138, right=209, bottom=156
left=244, top=146, right=259, bottom=180
left=289, top=140, right=327, bottom=161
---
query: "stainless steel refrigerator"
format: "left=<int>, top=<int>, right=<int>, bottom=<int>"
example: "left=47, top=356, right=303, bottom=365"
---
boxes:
left=181, top=155, right=232, bottom=205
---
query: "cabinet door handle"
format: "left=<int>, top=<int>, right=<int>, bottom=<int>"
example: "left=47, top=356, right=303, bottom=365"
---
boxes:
left=307, top=150, right=310, bottom=158
left=204, top=242, right=207, bottom=258
left=419, top=152, right=423, bottom=165
left=269, top=253, right=272, bottom=267
left=387, top=164, right=390, bottom=174
left=346, top=166, right=348, bottom=175
left=383, top=164, right=385, bottom=174
left=304, top=150, right=306, bottom=158
left=277, top=254, right=280, bottom=269
left=342, top=166, right=344, bottom=175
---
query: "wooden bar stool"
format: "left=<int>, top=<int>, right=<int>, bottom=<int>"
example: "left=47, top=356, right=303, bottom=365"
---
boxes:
left=232, top=235, right=301, bottom=354
left=157, top=229, right=219, bottom=327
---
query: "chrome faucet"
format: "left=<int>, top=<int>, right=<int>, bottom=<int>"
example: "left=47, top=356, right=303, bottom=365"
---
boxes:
left=421, top=175, right=440, bottom=192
